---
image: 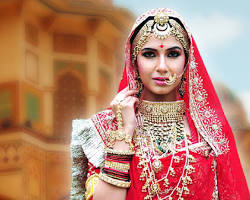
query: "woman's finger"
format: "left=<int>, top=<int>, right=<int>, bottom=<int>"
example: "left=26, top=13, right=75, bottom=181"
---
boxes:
left=120, top=96, right=138, bottom=107
left=123, top=89, right=138, bottom=97
left=119, top=86, right=129, bottom=94
left=114, top=89, right=138, bottom=103
left=127, top=96, right=139, bottom=105
left=120, top=96, right=131, bottom=105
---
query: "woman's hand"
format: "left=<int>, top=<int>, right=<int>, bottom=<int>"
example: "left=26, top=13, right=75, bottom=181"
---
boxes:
left=110, top=86, right=139, bottom=136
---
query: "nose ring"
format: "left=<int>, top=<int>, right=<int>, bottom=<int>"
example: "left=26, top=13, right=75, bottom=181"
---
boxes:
left=165, top=72, right=177, bottom=85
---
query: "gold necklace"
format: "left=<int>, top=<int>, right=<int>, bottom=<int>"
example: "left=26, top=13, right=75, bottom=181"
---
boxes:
left=138, top=100, right=186, bottom=123
left=134, top=100, right=196, bottom=200
left=137, top=100, right=186, bottom=154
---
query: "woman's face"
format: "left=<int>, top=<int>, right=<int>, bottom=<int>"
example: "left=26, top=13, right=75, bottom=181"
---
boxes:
left=136, top=35, right=186, bottom=101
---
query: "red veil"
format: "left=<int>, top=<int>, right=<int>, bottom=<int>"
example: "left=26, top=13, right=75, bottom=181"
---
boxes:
left=90, top=8, right=249, bottom=199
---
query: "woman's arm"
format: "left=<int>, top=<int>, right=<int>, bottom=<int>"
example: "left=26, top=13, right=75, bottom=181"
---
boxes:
left=93, top=87, right=138, bottom=200
left=70, top=87, right=138, bottom=200
left=93, top=141, right=130, bottom=200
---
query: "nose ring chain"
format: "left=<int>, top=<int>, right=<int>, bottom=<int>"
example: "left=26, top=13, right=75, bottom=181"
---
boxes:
left=165, top=72, right=177, bottom=85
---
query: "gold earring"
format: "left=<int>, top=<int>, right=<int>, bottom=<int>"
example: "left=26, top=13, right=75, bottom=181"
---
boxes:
left=178, top=75, right=186, bottom=98
left=135, top=71, right=144, bottom=98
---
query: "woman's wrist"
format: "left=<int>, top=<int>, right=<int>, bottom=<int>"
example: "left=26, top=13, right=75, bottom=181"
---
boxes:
left=113, top=141, right=130, bottom=151
left=107, top=128, right=135, bottom=152
left=123, top=126, right=135, bottom=136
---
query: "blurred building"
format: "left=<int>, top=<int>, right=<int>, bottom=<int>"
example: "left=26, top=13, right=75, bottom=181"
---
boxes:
left=0, top=0, right=134, bottom=199
left=215, top=81, right=250, bottom=187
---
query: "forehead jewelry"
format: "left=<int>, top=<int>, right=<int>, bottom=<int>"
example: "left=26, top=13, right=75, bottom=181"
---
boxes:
left=132, top=11, right=189, bottom=62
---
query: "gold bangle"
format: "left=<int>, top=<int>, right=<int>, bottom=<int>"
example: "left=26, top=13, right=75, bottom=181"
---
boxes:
left=114, top=130, right=132, bottom=143
left=105, top=147, right=135, bottom=155
left=107, top=129, right=133, bottom=148
left=99, top=172, right=131, bottom=188
left=104, top=160, right=130, bottom=171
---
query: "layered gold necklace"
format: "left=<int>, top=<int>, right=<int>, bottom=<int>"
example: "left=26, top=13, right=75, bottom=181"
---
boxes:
left=137, top=100, right=186, bottom=154
left=134, top=100, right=195, bottom=200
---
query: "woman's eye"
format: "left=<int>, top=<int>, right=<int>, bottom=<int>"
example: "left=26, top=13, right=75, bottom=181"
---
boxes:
left=142, top=51, right=156, bottom=58
left=168, top=51, right=180, bottom=57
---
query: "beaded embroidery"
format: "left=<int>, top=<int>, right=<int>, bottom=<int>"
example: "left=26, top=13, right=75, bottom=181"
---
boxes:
left=188, top=47, right=229, bottom=155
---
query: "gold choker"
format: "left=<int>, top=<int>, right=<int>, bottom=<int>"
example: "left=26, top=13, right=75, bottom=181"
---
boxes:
left=138, top=100, right=186, bottom=123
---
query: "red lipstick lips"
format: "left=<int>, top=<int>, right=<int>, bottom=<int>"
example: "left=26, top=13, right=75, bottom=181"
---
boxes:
left=153, top=77, right=169, bottom=81
left=152, top=77, right=169, bottom=86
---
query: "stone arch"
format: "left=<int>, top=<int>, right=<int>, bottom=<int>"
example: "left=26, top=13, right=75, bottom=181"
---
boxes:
left=53, top=69, right=86, bottom=140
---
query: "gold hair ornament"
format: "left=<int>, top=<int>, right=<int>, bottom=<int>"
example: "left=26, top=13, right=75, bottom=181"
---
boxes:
left=132, top=11, right=189, bottom=62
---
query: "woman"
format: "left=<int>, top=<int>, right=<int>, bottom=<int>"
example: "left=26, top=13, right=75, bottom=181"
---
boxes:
left=70, top=8, right=250, bottom=200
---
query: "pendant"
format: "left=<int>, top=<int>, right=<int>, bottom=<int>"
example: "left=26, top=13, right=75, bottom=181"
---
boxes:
left=150, top=182, right=160, bottom=195
left=152, top=159, right=163, bottom=173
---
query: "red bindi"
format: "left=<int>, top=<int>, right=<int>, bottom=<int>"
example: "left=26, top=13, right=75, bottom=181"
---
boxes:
left=160, top=44, right=164, bottom=48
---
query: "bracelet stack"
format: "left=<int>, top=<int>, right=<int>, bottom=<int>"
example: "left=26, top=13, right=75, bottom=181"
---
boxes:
left=100, top=102, right=134, bottom=188
left=99, top=147, right=133, bottom=188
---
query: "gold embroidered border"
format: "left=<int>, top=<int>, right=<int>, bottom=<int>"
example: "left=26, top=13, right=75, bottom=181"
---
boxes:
left=188, top=46, right=229, bottom=155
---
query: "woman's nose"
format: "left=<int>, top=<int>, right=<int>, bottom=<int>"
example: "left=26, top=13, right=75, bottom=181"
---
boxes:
left=156, top=55, right=168, bottom=73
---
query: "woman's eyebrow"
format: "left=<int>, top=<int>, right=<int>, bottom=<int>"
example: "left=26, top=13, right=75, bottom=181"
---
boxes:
left=141, top=47, right=156, bottom=51
left=167, top=46, right=182, bottom=51
left=141, top=46, right=182, bottom=52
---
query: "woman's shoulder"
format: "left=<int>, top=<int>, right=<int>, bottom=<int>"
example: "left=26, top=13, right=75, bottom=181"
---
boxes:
left=71, top=117, right=105, bottom=168
left=71, top=109, right=115, bottom=168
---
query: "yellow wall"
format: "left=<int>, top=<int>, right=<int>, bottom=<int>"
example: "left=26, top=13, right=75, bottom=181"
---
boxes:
left=0, top=15, right=22, bottom=82
left=0, top=171, right=23, bottom=199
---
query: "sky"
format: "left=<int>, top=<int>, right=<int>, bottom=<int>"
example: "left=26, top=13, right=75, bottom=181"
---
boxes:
left=113, top=0, right=250, bottom=122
